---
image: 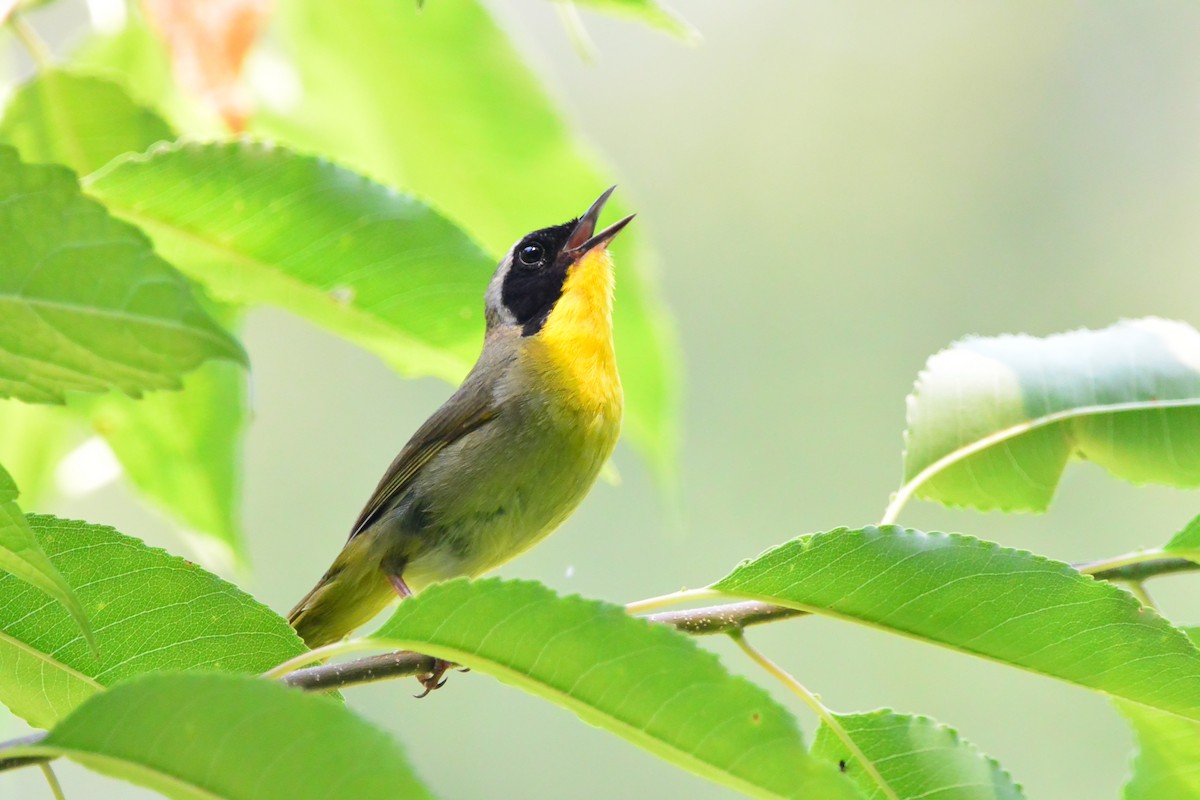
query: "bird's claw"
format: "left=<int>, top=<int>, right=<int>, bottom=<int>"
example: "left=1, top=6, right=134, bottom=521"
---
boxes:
left=414, top=658, right=455, bottom=698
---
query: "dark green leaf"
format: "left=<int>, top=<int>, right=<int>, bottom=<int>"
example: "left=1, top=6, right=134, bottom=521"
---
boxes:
left=0, top=468, right=94, bottom=656
left=0, top=515, right=305, bottom=728
left=86, top=140, right=495, bottom=381
left=0, top=69, right=173, bottom=174
left=898, top=318, right=1200, bottom=514
left=0, top=145, right=244, bottom=404
left=713, top=526, right=1200, bottom=721
left=5, top=672, right=432, bottom=800
left=370, top=578, right=858, bottom=799
left=256, top=0, right=680, bottom=473
left=812, top=710, right=1024, bottom=800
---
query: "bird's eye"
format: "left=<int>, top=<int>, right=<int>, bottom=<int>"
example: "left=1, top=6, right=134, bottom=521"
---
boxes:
left=518, top=244, right=544, bottom=265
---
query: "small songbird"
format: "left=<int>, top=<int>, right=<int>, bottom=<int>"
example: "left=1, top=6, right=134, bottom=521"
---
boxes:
left=288, top=188, right=630, bottom=691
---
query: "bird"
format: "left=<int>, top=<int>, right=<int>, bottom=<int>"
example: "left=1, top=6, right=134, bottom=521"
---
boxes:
left=288, top=188, right=631, bottom=693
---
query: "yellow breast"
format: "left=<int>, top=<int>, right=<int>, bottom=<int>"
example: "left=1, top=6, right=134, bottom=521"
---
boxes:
left=530, top=247, right=623, bottom=421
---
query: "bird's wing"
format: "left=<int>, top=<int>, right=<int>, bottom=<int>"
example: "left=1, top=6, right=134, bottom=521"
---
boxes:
left=346, top=370, right=501, bottom=540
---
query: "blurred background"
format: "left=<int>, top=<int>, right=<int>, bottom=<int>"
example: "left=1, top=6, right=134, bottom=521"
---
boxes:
left=4, top=1, right=1200, bottom=797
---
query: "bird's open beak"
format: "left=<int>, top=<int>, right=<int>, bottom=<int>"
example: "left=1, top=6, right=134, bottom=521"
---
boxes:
left=564, top=186, right=635, bottom=256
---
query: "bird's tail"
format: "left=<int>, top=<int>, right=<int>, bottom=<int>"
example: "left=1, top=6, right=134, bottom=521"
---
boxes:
left=288, top=536, right=396, bottom=649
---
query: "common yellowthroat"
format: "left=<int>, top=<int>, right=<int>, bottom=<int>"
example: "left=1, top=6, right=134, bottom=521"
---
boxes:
left=288, top=188, right=631, bottom=686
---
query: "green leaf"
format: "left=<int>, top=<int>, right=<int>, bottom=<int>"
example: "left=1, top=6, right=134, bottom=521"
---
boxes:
left=5, top=672, right=432, bottom=800
left=86, top=140, right=495, bottom=381
left=370, top=578, right=859, bottom=800
left=0, top=67, right=248, bottom=563
left=256, top=0, right=680, bottom=474
left=0, top=468, right=95, bottom=656
left=0, top=145, right=244, bottom=404
left=898, top=318, right=1200, bottom=514
left=568, top=0, right=698, bottom=41
left=1163, top=514, right=1200, bottom=563
left=1120, top=630, right=1200, bottom=800
left=0, top=69, right=173, bottom=174
left=72, top=358, right=249, bottom=566
left=811, top=710, right=1024, bottom=800
left=0, top=515, right=305, bottom=729
left=712, top=526, right=1200, bottom=722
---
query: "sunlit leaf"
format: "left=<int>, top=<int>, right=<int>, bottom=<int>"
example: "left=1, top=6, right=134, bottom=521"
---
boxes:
left=257, top=0, right=680, bottom=474
left=141, top=0, right=272, bottom=131
left=811, top=710, right=1024, bottom=800
left=712, top=526, right=1200, bottom=721
left=86, top=139, right=494, bottom=381
left=1120, top=630, right=1200, bottom=800
left=72, top=358, right=248, bottom=566
left=0, top=67, right=248, bottom=564
left=0, top=145, right=244, bottom=404
left=898, top=318, right=1200, bottom=514
left=3, top=672, right=432, bottom=800
left=370, top=578, right=859, bottom=800
left=0, top=515, right=304, bottom=728
left=0, top=468, right=94, bottom=658
left=0, top=69, right=172, bottom=174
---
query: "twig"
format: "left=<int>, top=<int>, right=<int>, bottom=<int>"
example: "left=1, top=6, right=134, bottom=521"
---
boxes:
left=1079, top=556, right=1198, bottom=582
left=283, top=650, right=441, bottom=691
left=282, top=600, right=805, bottom=691
left=0, top=732, right=47, bottom=772
left=2, top=553, right=1195, bottom=774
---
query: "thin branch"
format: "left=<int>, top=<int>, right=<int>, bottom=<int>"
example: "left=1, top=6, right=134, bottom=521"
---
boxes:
left=282, top=600, right=806, bottom=691
left=2, top=551, right=1196, bottom=775
left=283, top=650, right=441, bottom=691
left=645, top=600, right=806, bottom=634
left=1080, top=556, right=1199, bottom=583
left=0, top=732, right=47, bottom=772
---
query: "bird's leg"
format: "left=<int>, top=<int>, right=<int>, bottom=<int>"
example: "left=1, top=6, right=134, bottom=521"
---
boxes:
left=386, top=571, right=455, bottom=697
left=388, top=573, right=412, bottom=599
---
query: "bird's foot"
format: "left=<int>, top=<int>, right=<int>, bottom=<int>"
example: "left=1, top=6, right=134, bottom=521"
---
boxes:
left=414, top=658, right=456, bottom=698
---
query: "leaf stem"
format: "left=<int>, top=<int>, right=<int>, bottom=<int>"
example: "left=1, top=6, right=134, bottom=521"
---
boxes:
left=729, top=631, right=897, bottom=800
left=1125, top=581, right=1156, bottom=608
left=8, top=13, right=53, bottom=70
left=1076, top=548, right=1170, bottom=576
left=39, top=764, right=65, bottom=800
left=623, top=587, right=724, bottom=615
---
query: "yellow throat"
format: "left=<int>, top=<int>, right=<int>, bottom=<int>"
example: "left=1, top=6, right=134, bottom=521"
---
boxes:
left=535, top=246, right=621, bottom=416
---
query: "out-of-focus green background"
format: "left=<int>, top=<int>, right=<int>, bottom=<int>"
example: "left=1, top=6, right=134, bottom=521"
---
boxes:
left=5, top=2, right=1200, bottom=798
